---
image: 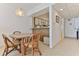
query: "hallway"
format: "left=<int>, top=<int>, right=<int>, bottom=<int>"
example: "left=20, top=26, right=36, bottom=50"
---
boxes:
left=42, top=38, right=79, bottom=56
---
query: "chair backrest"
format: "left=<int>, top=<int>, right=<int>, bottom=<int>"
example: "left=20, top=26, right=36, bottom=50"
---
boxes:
left=32, top=32, right=40, bottom=48
left=13, top=31, right=21, bottom=35
left=2, top=34, right=15, bottom=48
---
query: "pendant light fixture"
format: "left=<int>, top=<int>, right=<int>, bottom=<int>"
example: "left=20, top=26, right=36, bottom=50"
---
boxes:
left=16, top=8, right=24, bottom=16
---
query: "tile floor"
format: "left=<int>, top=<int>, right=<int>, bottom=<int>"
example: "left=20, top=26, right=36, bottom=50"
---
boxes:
left=0, top=38, right=79, bottom=56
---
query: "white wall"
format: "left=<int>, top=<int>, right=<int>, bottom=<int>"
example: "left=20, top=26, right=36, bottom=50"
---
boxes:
left=52, top=10, right=64, bottom=47
left=0, top=4, right=32, bottom=47
left=64, top=17, right=78, bottom=38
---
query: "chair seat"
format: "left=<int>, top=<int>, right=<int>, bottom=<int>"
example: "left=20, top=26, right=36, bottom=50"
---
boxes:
left=13, top=40, right=20, bottom=45
left=28, top=44, right=32, bottom=48
left=24, top=42, right=32, bottom=48
left=5, top=41, right=18, bottom=48
left=4, top=40, right=20, bottom=49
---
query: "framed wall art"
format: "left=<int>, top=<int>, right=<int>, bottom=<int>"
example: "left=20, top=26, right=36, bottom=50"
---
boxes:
left=56, top=15, right=60, bottom=23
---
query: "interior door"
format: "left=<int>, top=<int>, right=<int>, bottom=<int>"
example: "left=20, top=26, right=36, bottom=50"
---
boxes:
left=60, top=18, right=64, bottom=41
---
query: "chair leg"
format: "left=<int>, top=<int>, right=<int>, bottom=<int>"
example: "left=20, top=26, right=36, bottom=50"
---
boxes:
left=24, top=46, right=27, bottom=55
left=16, top=44, right=21, bottom=53
left=3, top=48, right=15, bottom=56
left=38, top=49, right=42, bottom=55
left=5, top=48, right=8, bottom=56
left=32, top=48, right=34, bottom=56
left=2, top=49, right=6, bottom=56
left=7, top=48, right=15, bottom=54
left=32, top=48, right=42, bottom=56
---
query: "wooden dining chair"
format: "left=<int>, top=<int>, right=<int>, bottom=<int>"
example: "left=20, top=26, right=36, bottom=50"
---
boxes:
left=12, top=31, right=21, bottom=42
left=24, top=32, right=42, bottom=56
left=12, top=31, right=22, bottom=51
left=2, top=34, right=19, bottom=56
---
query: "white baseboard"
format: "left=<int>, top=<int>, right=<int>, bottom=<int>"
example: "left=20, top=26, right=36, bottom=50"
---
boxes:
left=64, top=36, right=76, bottom=39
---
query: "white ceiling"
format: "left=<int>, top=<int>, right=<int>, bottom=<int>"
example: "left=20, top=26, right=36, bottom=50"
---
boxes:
left=3, top=3, right=42, bottom=13
left=54, top=3, right=79, bottom=19
left=7, top=3, right=79, bottom=20
left=8, top=3, right=79, bottom=20
left=33, top=7, right=49, bottom=20
left=34, top=3, right=79, bottom=20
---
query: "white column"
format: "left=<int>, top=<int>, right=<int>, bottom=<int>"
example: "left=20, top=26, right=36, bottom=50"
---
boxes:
left=49, top=4, right=53, bottom=48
